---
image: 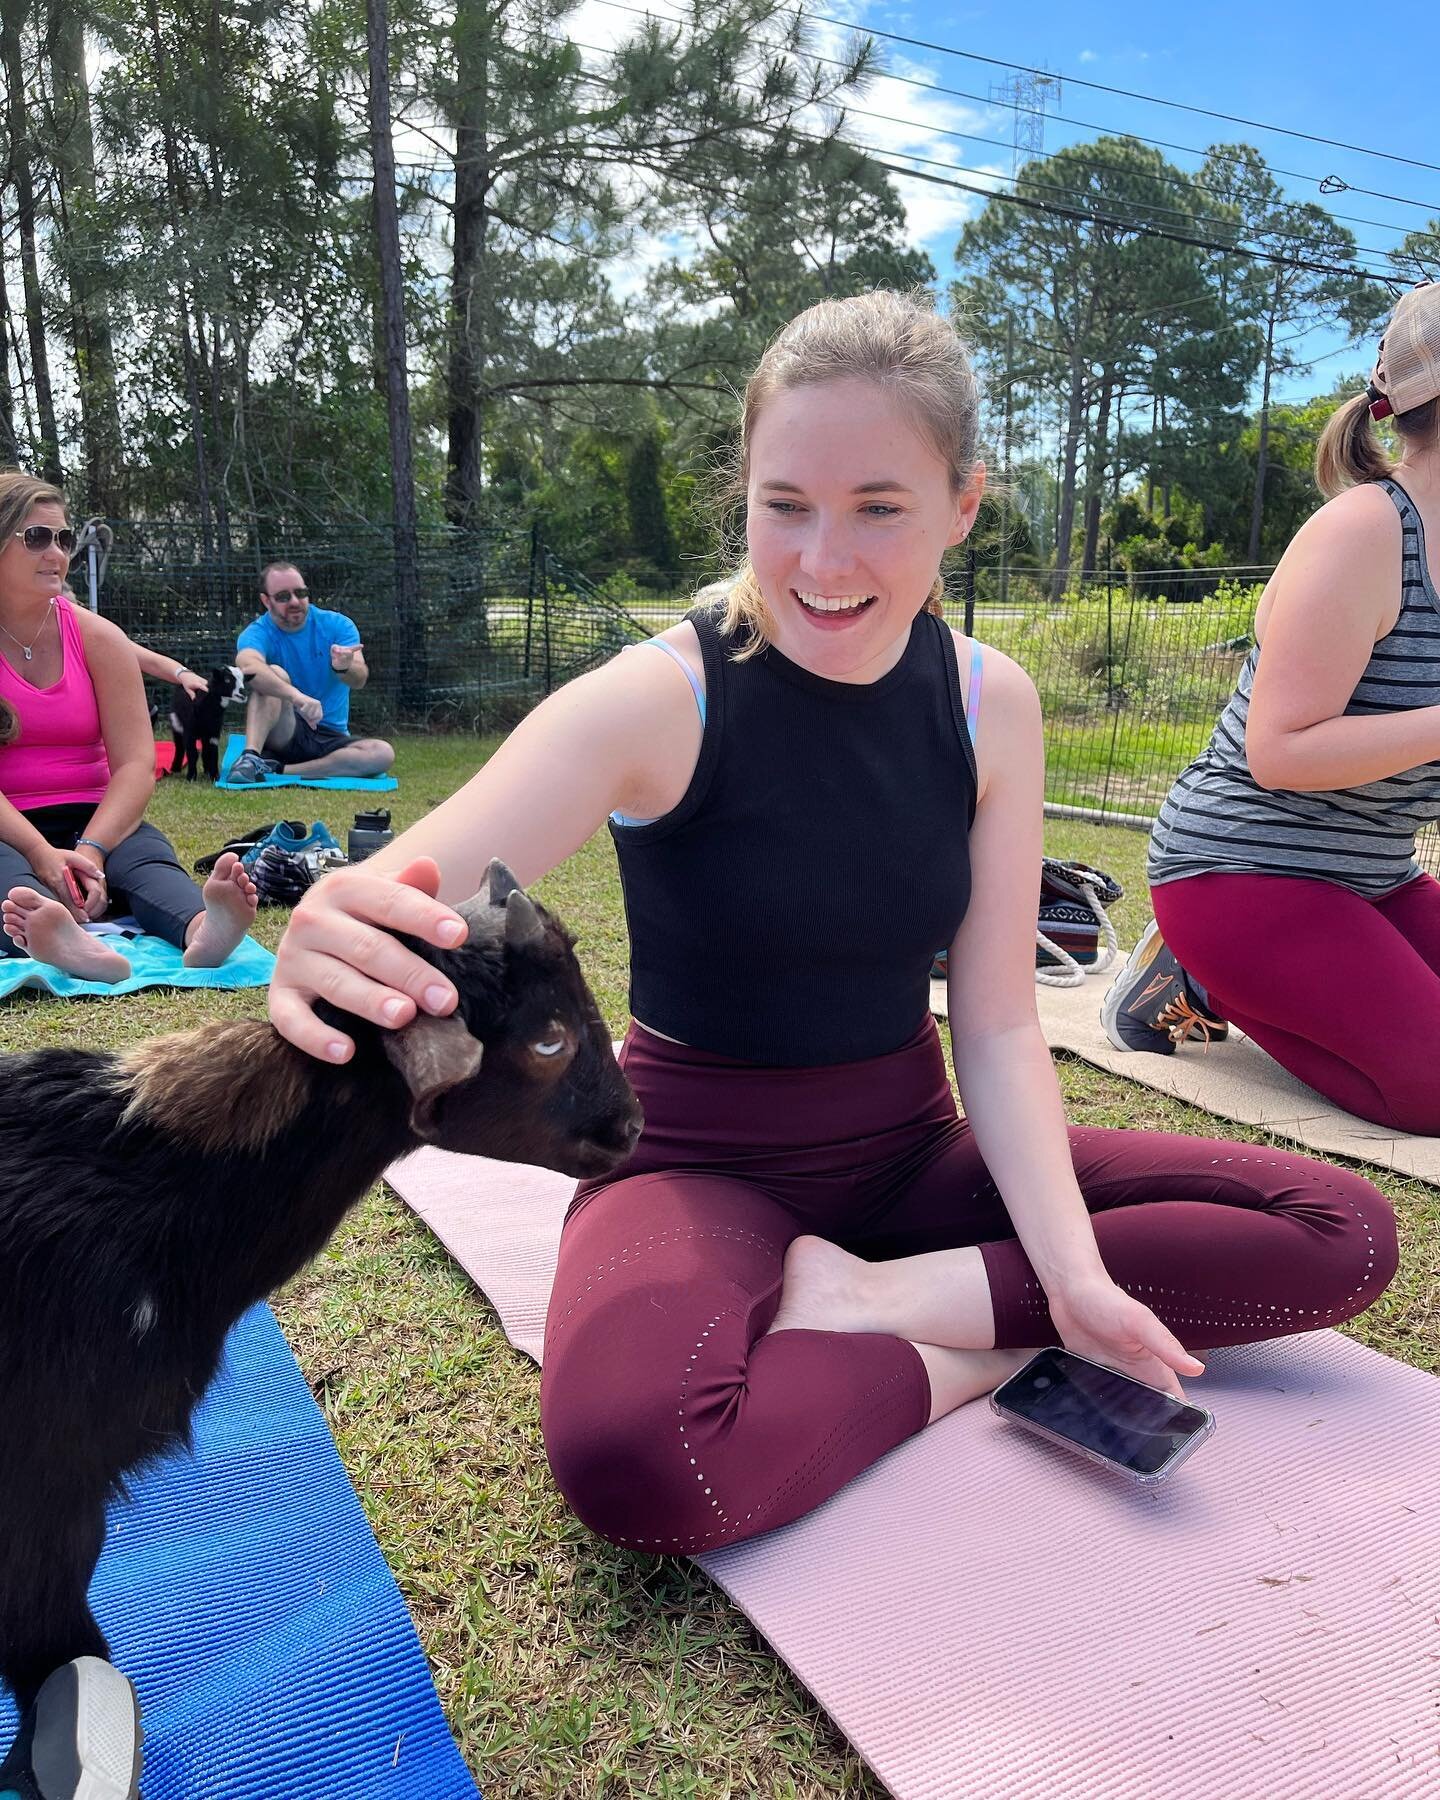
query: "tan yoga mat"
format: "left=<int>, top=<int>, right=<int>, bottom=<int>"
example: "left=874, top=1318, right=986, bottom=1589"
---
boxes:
left=931, top=976, right=1440, bottom=1185
left=387, top=1145, right=1440, bottom=1800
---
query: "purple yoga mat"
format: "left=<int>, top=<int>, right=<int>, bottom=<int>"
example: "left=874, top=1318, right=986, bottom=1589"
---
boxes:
left=387, top=1144, right=1440, bottom=1800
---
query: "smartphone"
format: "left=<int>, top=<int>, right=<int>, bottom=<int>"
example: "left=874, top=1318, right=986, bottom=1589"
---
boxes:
left=62, top=866, right=86, bottom=910
left=990, top=1346, right=1214, bottom=1484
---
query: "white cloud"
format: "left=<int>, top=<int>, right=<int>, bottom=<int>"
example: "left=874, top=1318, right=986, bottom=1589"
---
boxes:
left=557, top=1, right=1011, bottom=278
left=1078, top=49, right=1098, bottom=63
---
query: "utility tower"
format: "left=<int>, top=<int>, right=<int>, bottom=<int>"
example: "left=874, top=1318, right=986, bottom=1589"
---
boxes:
left=989, top=70, right=1062, bottom=178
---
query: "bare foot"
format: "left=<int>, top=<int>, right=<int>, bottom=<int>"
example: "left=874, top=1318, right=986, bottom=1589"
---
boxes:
left=183, top=852, right=259, bottom=968
left=1, top=887, right=131, bottom=983
left=766, top=1235, right=884, bottom=1336
left=914, top=1343, right=1036, bottom=1424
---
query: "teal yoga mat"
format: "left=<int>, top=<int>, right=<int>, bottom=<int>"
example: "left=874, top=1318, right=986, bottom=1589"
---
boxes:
left=0, top=1307, right=479, bottom=1800
left=0, top=925, right=274, bottom=998
left=217, top=734, right=398, bottom=792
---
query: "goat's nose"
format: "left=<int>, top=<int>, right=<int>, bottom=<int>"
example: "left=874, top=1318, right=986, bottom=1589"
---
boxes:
left=624, top=1112, right=644, bottom=1149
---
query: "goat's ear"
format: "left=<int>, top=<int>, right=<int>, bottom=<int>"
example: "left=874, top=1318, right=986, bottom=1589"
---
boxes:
left=486, top=858, right=522, bottom=906
left=382, top=1012, right=484, bottom=1138
left=505, top=887, right=544, bottom=951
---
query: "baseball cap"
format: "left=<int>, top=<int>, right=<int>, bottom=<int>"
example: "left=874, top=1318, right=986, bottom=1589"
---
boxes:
left=1368, top=283, right=1440, bottom=421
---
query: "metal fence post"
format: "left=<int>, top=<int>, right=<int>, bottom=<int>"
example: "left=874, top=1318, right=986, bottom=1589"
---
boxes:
left=524, top=522, right=538, bottom=680
left=542, top=545, right=553, bottom=694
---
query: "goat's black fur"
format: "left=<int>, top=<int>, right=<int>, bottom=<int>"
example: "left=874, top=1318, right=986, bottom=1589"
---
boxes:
left=0, top=865, right=641, bottom=1707
left=168, top=666, right=245, bottom=781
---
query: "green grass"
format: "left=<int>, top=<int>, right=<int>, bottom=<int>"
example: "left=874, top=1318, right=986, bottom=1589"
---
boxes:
left=3, top=737, right=1434, bottom=1798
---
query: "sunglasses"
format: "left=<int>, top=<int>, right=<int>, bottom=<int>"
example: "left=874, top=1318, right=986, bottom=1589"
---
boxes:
left=267, top=586, right=310, bottom=604
left=14, top=525, right=77, bottom=555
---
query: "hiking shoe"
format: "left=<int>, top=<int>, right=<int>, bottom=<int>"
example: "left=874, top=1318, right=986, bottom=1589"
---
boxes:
left=227, top=748, right=283, bottom=785
left=1101, top=919, right=1229, bottom=1055
left=0, top=1657, right=143, bottom=1800
left=238, top=819, right=338, bottom=871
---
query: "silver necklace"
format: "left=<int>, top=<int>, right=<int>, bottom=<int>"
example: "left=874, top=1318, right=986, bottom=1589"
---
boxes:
left=0, top=597, right=56, bottom=661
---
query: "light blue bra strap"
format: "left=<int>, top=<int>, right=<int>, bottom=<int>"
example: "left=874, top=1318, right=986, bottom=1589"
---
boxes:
left=962, top=638, right=983, bottom=746
left=636, top=635, right=707, bottom=725
left=610, top=637, right=707, bottom=826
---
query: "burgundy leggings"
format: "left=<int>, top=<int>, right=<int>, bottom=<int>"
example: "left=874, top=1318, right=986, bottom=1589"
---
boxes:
left=1154, top=871, right=1440, bottom=1135
left=540, top=1020, right=1397, bottom=1555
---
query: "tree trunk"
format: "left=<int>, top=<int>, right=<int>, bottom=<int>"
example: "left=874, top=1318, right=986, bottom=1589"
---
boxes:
left=445, top=0, right=491, bottom=527
left=1247, top=278, right=1280, bottom=566
left=142, top=0, right=214, bottom=556
left=1049, top=358, right=1085, bottom=602
left=1, top=0, right=62, bottom=484
left=0, top=203, right=20, bottom=463
left=367, top=0, right=426, bottom=714
left=1081, top=374, right=1115, bottom=579
left=47, top=3, right=122, bottom=513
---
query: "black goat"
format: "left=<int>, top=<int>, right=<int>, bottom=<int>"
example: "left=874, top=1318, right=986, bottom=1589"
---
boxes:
left=0, top=860, right=641, bottom=1710
left=168, top=665, right=246, bottom=781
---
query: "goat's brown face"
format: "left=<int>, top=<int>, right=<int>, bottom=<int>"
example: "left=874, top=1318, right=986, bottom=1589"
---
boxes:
left=382, top=861, right=643, bottom=1178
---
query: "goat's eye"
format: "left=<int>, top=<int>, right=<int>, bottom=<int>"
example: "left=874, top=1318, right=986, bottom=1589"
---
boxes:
left=533, top=1038, right=565, bottom=1058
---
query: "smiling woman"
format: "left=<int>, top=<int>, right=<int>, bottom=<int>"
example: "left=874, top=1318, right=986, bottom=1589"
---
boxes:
left=712, top=292, right=982, bottom=677
left=0, top=470, right=259, bottom=983
left=265, top=288, right=1398, bottom=1562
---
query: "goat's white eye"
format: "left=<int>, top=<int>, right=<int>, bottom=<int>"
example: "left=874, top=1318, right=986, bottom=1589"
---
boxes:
left=533, top=1039, right=565, bottom=1057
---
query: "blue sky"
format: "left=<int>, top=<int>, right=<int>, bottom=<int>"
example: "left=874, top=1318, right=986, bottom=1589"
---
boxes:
left=570, top=0, right=1438, bottom=406
left=841, top=0, right=1440, bottom=400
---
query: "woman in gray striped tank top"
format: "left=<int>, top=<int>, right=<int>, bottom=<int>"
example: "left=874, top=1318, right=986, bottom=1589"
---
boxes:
left=1104, top=282, right=1440, bottom=1134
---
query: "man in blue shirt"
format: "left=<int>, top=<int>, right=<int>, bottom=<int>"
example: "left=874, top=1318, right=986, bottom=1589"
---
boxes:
left=229, top=563, right=395, bottom=784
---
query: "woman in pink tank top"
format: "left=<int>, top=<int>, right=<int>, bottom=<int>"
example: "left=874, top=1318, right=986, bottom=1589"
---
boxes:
left=0, top=471, right=258, bottom=981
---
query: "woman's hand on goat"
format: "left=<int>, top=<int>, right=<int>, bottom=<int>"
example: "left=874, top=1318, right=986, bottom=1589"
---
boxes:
left=269, top=856, right=468, bottom=1062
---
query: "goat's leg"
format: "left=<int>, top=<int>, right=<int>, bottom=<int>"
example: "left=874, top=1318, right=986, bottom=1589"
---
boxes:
left=0, top=1485, right=111, bottom=1709
left=202, top=735, right=220, bottom=782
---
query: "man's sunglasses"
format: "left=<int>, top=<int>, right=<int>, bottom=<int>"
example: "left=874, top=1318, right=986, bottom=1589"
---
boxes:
left=14, top=525, right=77, bottom=554
left=267, top=586, right=310, bottom=603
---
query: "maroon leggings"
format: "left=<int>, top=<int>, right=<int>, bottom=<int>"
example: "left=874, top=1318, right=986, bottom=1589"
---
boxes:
left=1154, top=871, right=1440, bottom=1135
left=540, top=1020, right=1397, bottom=1555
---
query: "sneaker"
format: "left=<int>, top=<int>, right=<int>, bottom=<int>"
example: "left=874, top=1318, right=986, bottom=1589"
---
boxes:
left=0, top=1657, right=143, bottom=1800
left=1100, top=920, right=1229, bottom=1055
left=227, top=748, right=283, bottom=785
left=238, top=819, right=339, bottom=872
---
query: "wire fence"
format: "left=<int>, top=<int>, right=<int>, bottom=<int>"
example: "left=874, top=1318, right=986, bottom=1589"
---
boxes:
left=96, top=522, right=649, bottom=735
left=93, top=525, right=1438, bottom=870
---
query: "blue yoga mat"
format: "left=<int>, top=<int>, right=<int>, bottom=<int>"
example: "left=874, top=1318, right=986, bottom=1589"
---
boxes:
left=218, top=734, right=398, bottom=793
left=0, top=1307, right=479, bottom=1800
left=0, top=925, right=274, bottom=999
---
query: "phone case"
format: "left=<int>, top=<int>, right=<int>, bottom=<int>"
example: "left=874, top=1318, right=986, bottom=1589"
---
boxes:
left=989, top=1353, right=1216, bottom=1485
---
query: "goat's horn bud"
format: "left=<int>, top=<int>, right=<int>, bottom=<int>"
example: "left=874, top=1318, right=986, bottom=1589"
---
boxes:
left=485, top=858, right=522, bottom=906
left=504, top=887, right=544, bottom=950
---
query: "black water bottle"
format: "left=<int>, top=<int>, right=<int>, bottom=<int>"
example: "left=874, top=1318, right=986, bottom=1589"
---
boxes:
left=347, top=807, right=394, bottom=863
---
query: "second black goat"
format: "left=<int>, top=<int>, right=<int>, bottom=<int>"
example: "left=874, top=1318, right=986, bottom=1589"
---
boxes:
left=0, top=859, right=642, bottom=1709
left=168, top=664, right=246, bottom=781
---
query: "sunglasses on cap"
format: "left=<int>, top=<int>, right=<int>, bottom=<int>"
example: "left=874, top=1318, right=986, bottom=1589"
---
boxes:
left=14, top=525, right=77, bottom=554
left=267, top=586, right=310, bottom=603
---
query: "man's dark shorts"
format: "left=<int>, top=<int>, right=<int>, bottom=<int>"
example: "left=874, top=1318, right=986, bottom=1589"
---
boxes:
left=279, top=717, right=353, bottom=765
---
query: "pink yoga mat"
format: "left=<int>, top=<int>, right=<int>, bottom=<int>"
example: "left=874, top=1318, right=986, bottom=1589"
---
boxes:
left=387, top=1145, right=1440, bottom=1800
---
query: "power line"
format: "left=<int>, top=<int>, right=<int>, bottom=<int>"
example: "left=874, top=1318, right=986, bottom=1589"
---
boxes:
left=551, top=38, right=1405, bottom=285
left=589, top=1, right=1440, bottom=217
left=797, top=9, right=1440, bottom=178
left=866, top=150, right=1401, bottom=287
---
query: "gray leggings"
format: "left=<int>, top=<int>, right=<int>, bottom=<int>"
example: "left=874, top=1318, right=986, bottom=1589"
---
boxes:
left=1, top=803, right=204, bottom=952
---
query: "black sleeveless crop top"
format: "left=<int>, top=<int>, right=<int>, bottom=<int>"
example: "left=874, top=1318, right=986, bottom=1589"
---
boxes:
left=609, top=603, right=977, bottom=1065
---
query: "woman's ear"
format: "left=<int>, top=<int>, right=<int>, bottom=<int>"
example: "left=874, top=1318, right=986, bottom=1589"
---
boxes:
left=948, top=461, right=987, bottom=548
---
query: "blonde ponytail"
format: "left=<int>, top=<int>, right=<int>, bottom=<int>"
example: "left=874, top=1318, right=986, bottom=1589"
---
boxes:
left=1314, top=390, right=1395, bottom=497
